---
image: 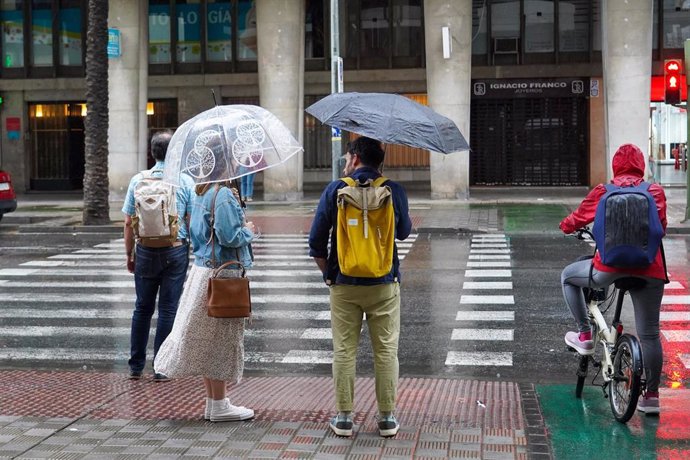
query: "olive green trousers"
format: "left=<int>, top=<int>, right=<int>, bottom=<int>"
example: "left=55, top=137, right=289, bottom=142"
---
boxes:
left=329, top=283, right=400, bottom=413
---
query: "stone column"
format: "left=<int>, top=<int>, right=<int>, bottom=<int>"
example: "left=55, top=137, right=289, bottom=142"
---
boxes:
left=107, top=0, right=148, bottom=202
left=424, top=0, right=472, bottom=199
left=602, top=0, right=653, bottom=178
left=256, top=0, right=305, bottom=201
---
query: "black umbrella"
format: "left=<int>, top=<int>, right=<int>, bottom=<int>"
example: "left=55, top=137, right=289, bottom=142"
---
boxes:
left=305, top=92, right=469, bottom=154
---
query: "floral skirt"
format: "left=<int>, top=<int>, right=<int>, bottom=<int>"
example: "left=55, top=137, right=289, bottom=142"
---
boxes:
left=154, top=264, right=245, bottom=382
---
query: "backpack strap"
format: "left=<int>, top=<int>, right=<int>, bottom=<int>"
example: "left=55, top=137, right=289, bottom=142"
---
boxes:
left=372, top=176, right=388, bottom=187
left=341, top=177, right=356, bottom=187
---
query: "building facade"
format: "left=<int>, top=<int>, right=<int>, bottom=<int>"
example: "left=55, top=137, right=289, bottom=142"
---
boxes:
left=0, top=0, right=687, bottom=202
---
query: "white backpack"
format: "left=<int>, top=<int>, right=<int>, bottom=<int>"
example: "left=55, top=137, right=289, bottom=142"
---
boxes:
left=132, top=171, right=179, bottom=247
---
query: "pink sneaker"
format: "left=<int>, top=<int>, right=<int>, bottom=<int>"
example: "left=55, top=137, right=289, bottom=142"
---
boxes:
left=565, top=331, right=594, bottom=355
left=637, top=391, right=660, bottom=415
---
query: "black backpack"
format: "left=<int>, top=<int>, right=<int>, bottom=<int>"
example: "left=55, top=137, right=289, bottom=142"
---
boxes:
left=591, top=182, right=664, bottom=268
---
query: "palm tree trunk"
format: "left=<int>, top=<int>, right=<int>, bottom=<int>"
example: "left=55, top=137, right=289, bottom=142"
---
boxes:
left=82, top=0, right=110, bottom=225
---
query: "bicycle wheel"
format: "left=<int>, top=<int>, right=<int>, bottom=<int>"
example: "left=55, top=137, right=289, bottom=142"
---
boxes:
left=608, top=333, right=644, bottom=423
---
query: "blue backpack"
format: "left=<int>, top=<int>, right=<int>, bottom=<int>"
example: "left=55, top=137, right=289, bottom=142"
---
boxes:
left=591, top=182, right=664, bottom=268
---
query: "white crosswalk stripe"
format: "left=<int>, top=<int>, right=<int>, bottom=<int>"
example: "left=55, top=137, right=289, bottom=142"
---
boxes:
left=447, top=234, right=515, bottom=368
left=0, top=232, right=418, bottom=368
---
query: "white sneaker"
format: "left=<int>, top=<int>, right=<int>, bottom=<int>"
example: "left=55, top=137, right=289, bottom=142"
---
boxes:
left=204, top=397, right=212, bottom=420
left=210, top=398, right=254, bottom=422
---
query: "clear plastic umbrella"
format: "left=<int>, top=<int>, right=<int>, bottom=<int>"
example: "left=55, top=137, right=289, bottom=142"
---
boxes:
left=163, top=104, right=302, bottom=186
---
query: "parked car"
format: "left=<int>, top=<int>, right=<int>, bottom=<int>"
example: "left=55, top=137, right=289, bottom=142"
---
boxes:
left=0, top=169, right=17, bottom=222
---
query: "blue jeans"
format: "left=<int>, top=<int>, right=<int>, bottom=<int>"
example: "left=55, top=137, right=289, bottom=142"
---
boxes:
left=129, top=242, right=189, bottom=373
left=241, top=174, right=255, bottom=198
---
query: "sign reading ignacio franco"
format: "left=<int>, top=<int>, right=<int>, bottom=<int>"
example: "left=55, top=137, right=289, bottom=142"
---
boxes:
left=472, top=78, right=588, bottom=99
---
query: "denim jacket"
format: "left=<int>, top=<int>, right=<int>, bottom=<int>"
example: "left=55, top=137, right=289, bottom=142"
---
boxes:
left=190, top=185, right=254, bottom=269
left=308, top=166, right=412, bottom=285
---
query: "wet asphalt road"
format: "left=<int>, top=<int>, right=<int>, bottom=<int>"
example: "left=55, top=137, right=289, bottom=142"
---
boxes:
left=1, top=223, right=689, bottom=390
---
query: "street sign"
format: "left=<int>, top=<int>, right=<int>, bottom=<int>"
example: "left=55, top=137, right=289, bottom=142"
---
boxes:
left=331, top=126, right=341, bottom=140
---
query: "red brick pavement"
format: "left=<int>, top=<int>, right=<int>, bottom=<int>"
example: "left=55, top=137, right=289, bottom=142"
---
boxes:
left=0, top=370, right=524, bottom=430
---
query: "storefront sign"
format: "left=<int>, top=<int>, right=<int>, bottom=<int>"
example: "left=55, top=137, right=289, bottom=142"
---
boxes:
left=6, top=117, right=20, bottom=140
left=471, top=78, right=588, bottom=99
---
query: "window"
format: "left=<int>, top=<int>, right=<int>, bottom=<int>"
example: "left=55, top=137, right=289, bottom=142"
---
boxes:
left=306, top=0, right=325, bottom=59
left=237, top=0, right=256, bottom=61
left=1, top=1, right=24, bottom=68
left=206, top=0, right=231, bottom=62
left=391, top=0, right=422, bottom=62
left=31, top=0, right=52, bottom=67
left=663, top=0, right=690, bottom=49
left=176, top=0, right=201, bottom=63
left=59, top=0, right=82, bottom=66
left=149, top=0, right=171, bottom=64
left=559, top=0, right=589, bottom=52
left=472, top=0, right=488, bottom=55
left=524, top=0, right=554, bottom=53
left=359, top=0, right=390, bottom=59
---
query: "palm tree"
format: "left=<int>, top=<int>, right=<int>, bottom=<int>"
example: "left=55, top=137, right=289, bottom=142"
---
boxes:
left=82, top=0, right=110, bottom=225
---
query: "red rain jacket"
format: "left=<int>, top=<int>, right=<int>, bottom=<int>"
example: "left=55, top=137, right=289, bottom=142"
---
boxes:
left=559, top=144, right=667, bottom=280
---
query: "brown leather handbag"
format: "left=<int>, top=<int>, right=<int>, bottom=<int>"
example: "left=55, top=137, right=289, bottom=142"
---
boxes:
left=207, top=260, right=251, bottom=319
left=205, top=185, right=252, bottom=319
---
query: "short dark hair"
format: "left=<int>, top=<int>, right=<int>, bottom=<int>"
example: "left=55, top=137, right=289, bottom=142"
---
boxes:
left=346, top=136, right=384, bottom=168
left=151, top=130, right=173, bottom=162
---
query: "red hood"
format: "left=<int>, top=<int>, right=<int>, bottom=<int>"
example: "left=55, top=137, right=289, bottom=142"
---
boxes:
left=611, top=143, right=645, bottom=186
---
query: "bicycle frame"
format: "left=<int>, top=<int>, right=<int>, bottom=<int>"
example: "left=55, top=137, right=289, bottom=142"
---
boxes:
left=587, top=298, right=618, bottom=381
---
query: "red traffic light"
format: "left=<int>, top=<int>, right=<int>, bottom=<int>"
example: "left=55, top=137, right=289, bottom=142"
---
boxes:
left=664, top=59, right=683, bottom=104
left=665, top=60, right=681, bottom=72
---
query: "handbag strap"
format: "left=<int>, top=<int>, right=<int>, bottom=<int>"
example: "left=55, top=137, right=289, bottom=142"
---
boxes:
left=208, top=185, right=220, bottom=268
left=212, top=260, right=246, bottom=278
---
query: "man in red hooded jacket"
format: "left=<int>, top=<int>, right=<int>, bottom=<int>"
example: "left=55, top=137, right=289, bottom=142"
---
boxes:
left=559, top=143, right=667, bottom=415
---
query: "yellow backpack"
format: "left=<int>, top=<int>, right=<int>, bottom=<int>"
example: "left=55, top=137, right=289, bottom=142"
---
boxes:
left=336, top=176, right=395, bottom=278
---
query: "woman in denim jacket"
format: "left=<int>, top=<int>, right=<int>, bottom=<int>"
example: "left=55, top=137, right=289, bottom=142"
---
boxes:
left=155, top=182, right=256, bottom=422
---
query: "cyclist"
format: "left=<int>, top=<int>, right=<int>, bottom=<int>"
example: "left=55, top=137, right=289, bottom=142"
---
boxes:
left=559, top=143, right=667, bottom=415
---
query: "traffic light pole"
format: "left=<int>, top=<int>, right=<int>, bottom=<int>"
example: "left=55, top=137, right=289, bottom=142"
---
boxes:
left=330, top=0, right=343, bottom=182
left=685, top=39, right=690, bottom=222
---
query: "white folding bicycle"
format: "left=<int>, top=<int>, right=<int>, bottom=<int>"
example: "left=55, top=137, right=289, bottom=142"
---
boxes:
left=569, top=228, right=645, bottom=424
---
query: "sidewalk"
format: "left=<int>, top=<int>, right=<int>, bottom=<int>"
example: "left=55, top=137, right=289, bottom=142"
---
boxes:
left=2, top=187, right=689, bottom=459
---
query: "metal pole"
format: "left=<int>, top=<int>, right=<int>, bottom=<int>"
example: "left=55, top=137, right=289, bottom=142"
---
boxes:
left=680, top=38, right=690, bottom=222
left=330, top=0, right=343, bottom=181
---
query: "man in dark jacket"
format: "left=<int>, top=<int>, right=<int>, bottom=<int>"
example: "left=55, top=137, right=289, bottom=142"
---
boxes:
left=559, top=143, right=667, bottom=415
left=309, top=136, right=412, bottom=437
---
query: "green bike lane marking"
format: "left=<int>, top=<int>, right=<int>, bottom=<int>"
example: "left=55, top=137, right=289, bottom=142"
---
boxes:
left=537, top=385, right=690, bottom=459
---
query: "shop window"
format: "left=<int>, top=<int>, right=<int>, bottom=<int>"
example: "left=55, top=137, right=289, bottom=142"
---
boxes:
left=206, top=0, right=231, bottom=63
left=663, top=0, right=690, bottom=49
left=149, top=0, right=172, bottom=64
left=1, top=1, right=24, bottom=68
left=237, top=0, right=256, bottom=61
left=59, top=0, right=82, bottom=66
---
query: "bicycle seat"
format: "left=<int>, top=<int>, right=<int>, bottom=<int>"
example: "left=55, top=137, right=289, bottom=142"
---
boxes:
left=614, top=277, right=647, bottom=291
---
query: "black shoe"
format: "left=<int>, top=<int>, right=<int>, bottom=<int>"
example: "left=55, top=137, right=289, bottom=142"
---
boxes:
left=128, top=371, right=143, bottom=380
left=153, top=373, right=170, bottom=382
left=329, top=413, right=353, bottom=437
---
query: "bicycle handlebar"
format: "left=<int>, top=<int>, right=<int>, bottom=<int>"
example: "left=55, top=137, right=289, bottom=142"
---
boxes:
left=568, top=227, right=593, bottom=241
